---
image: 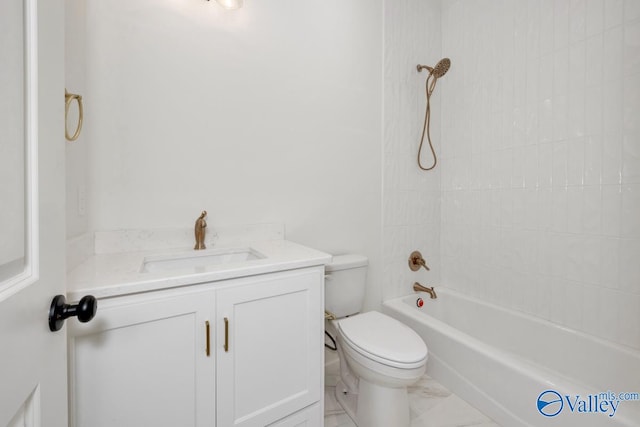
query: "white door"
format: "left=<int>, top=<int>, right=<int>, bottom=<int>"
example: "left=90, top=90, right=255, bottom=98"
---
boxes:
left=0, top=1, right=66, bottom=426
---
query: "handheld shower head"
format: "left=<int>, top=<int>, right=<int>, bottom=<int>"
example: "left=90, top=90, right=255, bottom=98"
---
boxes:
left=415, top=57, right=451, bottom=171
left=417, top=58, right=451, bottom=78
left=432, top=57, right=451, bottom=78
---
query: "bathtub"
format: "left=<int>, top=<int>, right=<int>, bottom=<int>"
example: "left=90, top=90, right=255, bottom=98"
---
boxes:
left=382, top=288, right=640, bottom=427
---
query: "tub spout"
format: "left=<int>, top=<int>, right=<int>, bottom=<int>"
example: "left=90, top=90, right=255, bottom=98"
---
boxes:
left=413, top=282, right=437, bottom=299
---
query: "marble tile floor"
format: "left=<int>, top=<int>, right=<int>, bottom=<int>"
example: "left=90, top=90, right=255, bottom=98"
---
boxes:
left=324, top=374, right=501, bottom=427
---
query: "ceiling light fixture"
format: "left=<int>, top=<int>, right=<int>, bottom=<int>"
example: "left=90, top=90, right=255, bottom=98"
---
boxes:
left=208, top=0, right=243, bottom=10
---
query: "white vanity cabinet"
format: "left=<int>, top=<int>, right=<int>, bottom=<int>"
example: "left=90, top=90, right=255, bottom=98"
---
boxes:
left=216, top=268, right=323, bottom=427
left=68, top=287, right=217, bottom=427
left=67, top=266, right=324, bottom=427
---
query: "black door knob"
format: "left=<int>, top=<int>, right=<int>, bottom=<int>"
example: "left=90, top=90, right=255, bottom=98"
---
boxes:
left=49, top=295, right=97, bottom=332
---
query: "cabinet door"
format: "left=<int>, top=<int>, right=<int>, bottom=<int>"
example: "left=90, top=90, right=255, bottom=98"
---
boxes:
left=267, top=403, right=321, bottom=427
left=216, top=268, right=324, bottom=427
left=68, top=289, right=216, bottom=427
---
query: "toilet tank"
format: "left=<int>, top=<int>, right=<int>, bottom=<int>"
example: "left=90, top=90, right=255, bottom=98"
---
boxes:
left=325, top=254, right=368, bottom=318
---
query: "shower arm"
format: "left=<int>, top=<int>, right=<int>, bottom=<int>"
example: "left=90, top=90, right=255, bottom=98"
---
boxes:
left=417, top=64, right=434, bottom=73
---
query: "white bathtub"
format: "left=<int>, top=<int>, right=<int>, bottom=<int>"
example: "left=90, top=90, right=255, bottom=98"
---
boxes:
left=382, top=288, right=640, bottom=427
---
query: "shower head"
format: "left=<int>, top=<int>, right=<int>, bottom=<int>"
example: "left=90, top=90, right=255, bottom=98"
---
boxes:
left=416, top=58, right=451, bottom=78
left=432, top=58, right=451, bottom=78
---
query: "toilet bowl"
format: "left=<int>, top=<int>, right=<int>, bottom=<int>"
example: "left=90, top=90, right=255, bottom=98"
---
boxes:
left=325, top=255, right=428, bottom=427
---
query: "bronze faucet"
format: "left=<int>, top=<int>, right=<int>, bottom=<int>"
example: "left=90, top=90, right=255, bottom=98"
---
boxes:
left=194, top=210, right=207, bottom=250
left=413, top=282, right=437, bottom=299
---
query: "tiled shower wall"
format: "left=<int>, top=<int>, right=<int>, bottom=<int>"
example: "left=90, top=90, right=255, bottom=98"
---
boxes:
left=383, top=0, right=442, bottom=301
left=439, top=0, right=640, bottom=350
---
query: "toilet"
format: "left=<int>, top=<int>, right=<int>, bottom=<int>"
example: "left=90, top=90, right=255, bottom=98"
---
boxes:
left=325, top=254, right=428, bottom=427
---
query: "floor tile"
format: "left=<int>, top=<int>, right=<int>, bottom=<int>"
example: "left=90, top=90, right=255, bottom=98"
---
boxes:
left=324, top=373, right=499, bottom=427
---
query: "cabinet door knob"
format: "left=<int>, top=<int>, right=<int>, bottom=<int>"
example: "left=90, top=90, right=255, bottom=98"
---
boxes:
left=49, top=295, right=97, bottom=332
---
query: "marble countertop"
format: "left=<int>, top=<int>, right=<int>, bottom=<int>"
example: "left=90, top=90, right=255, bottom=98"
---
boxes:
left=67, top=239, right=332, bottom=300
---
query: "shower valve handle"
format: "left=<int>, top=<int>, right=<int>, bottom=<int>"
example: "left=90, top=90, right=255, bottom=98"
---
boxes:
left=408, top=251, right=430, bottom=272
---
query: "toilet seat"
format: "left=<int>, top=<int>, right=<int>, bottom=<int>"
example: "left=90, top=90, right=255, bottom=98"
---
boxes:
left=337, top=311, right=427, bottom=369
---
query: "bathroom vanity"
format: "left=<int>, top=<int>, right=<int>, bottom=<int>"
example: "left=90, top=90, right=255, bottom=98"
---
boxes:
left=66, top=236, right=330, bottom=427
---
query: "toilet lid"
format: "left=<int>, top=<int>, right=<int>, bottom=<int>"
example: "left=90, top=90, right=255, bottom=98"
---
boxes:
left=337, top=311, right=427, bottom=369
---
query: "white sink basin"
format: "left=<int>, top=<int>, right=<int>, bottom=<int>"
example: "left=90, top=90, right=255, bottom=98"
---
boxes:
left=141, top=247, right=265, bottom=273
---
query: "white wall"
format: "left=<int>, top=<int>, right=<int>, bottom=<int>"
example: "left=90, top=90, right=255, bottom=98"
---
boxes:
left=383, top=0, right=442, bottom=301
left=66, top=0, right=89, bottom=239
left=440, top=0, right=640, bottom=350
left=74, top=0, right=383, bottom=309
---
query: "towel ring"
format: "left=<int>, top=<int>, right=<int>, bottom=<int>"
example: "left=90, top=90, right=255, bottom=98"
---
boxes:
left=65, top=89, right=83, bottom=142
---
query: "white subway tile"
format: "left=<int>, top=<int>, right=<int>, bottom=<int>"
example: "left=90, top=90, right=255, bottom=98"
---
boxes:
left=619, top=238, right=640, bottom=294
left=584, top=134, right=603, bottom=185
left=534, top=275, right=553, bottom=320
left=570, top=0, right=587, bottom=43
left=551, top=186, right=569, bottom=233
left=511, top=146, right=525, bottom=188
left=554, top=0, right=570, bottom=49
left=582, top=284, right=602, bottom=336
left=539, top=99, right=554, bottom=143
left=603, top=91, right=624, bottom=144
left=622, top=132, right=640, bottom=184
left=603, top=26, right=624, bottom=83
left=552, top=141, right=568, bottom=187
left=566, top=235, right=585, bottom=282
left=541, top=0, right=556, bottom=54
left=538, top=142, right=554, bottom=187
left=617, top=292, right=640, bottom=350
left=621, top=184, right=640, bottom=238
left=585, top=34, right=603, bottom=87
left=553, top=95, right=569, bottom=141
left=625, top=0, right=640, bottom=21
left=513, top=106, right=526, bottom=147
left=623, top=74, right=640, bottom=134
left=500, top=188, right=515, bottom=229
left=585, top=0, right=604, bottom=37
left=604, top=0, right=624, bottom=29
left=624, top=21, right=640, bottom=76
left=549, top=277, right=568, bottom=325
left=565, top=280, right=584, bottom=331
left=407, top=191, right=423, bottom=226
left=601, top=133, right=623, bottom=185
left=599, top=236, right=621, bottom=288
left=554, top=48, right=570, bottom=97
left=584, top=85, right=603, bottom=136
left=567, top=186, right=584, bottom=234
left=523, top=144, right=539, bottom=188
left=538, top=187, right=554, bottom=231
left=549, top=232, right=570, bottom=278
left=599, top=288, right=621, bottom=343
left=567, top=137, right=585, bottom=186
left=581, top=235, right=603, bottom=284
left=568, top=91, right=586, bottom=139
left=601, top=184, right=622, bottom=236
left=569, top=40, right=587, bottom=91
left=581, top=185, right=602, bottom=234
left=511, top=188, right=526, bottom=230
left=523, top=188, right=540, bottom=230
left=525, top=102, right=540, bottom=145
left=539, top=53, right=555, bottom=101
